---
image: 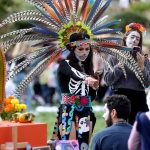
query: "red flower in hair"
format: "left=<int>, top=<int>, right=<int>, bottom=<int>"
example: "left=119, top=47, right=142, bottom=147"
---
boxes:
left=133, top=23, right=141, bottom=29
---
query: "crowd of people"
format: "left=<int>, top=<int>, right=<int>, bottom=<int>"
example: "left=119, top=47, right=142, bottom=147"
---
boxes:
left=5, top=22, right=150, bottom=150
left=48, top=22, right=150, bottom=149
left=91, top=23, right=150, bottom=150
left=1, top=0, right=150, bottom=150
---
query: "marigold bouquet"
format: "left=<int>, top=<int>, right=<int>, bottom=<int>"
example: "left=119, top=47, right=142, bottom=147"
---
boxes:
left=0, top=96, right=27, bottom=121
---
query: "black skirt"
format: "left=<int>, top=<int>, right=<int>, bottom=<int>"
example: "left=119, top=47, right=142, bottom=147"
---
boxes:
left=52, top=104, right=96, bottom=149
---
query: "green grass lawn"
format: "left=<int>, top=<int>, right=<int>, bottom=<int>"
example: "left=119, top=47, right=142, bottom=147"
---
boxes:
left=34, top=111, right=106, bottom=140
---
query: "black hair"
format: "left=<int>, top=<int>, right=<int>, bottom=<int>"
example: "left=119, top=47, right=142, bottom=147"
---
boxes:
left=66, top=32, right=94, bottom=76
left=104, top=95, right=131, bottom=120
left=122, top=29, right=143, bottom=49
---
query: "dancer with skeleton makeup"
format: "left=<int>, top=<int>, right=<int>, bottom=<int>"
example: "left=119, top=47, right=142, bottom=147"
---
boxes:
left=52, top=33, right=99, bottom=149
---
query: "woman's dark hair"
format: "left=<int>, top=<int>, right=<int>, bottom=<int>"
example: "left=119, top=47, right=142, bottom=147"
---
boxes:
left=66, top=32, right=94, bottom=76
left=122, top=29, right=143, bottom=49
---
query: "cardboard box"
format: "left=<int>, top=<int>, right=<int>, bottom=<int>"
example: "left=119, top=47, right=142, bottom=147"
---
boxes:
left=0, top=121, right=47, bottom=149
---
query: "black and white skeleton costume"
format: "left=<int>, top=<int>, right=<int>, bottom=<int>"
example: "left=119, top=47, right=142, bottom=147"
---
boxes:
left=52, top=60, right=96, bottom=149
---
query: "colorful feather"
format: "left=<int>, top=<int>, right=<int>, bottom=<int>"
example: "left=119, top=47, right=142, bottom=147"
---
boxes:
left=67, top=0, right=73, bottom=12
left=75, top=0, right=80, bottom=14
left=41, top=2, right=61, bottom=25
left=35, top=5, right=60, bottom=29
left=81, top=0, right=89, bottom=22
left=64, top=0, right=71, bottom=14
left=93, top=28, right=122, bottom=35
left=46, top=0, right=63, bottom=21
left=90, top=0, right=112, bottom=28
left=52, top=0, right=64, bottom=17
left=0, top=0, right=146, bottom=97
left=92, top=20, right=121, bottom=33
left=58, top=0, right=66, bottom=17
left=86, top=0, right=102, bottom=24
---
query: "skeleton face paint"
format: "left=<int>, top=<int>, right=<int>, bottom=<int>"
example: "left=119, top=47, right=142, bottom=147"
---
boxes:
left=126, top=31, right=141, bottom=48
left=74, top=44, right=90, bottom=62
left=78, top=117, right=90, bottom=134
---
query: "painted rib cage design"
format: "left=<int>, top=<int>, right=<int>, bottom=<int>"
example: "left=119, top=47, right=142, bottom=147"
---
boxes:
left=0, top=0, right=145, bottom=98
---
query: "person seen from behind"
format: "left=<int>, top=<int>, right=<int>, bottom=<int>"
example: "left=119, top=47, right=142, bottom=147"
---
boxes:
left=91, top=94, right=132, bottom=150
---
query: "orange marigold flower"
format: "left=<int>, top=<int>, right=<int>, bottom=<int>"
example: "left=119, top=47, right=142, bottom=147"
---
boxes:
left=4, top=107, right=10, bottom=112
left=3, top=98, right=11, bottom=105
left=8, top=96, right=14, bottom=99
left=7, top=104, right=14, bottom=111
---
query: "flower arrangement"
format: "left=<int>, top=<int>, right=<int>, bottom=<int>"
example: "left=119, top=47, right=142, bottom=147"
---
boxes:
left=0, top=96, right=27, bottom=121
left=125, top=23, right=146, bottom=33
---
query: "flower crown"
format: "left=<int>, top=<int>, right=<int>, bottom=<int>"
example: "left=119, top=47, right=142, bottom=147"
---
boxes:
left=59, top=21, right=93, bottom=48
left=125, top=23, right=146, bottom=33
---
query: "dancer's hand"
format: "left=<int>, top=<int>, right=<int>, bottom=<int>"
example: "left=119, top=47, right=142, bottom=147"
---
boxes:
left=85, top=76, right=99, bottom=90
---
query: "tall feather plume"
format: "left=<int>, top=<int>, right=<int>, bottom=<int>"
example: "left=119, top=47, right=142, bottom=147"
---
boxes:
left=0, top=15, right=56, bottom=31
left=35, top=5, right=60, bottom=29
left=94, top=51, right=114, bottom=72
left=92, top=40, right=144, bottom=80
left=93, top=45, right=145, bottom=87
left=66, top=0, right=74, bottom=22
left=2, top=34, right=50, bottom=52
left=91, top=15, right=109, bottom=31
left=95, top=40, right=131, bottom=51
left=75, top=0, right=79, bottom=14
left=0, top=11, right=43, bottom=28
left=90, top=0, right=112, bottom=28
left=52, top=0, right=64, bottom=17
left=64, top=0, right=71, bottom=15
left=0, top=28, right=32, bottom=40
left=81, top=0, right=89, bottom=22
left=67, top=0, right=73, bottom=12
left=29, top=21, right=58, bottom=35
left=92, top=20, right=121, bottom=33
left=0, top=0, right=145, bottom=98
left=41, top=2, right=61, bottom=25
left=7, top=45, right=59, bottom=81
left=58, top=0, right=66, bottom=17
left=7, top=54, right=28, bottom=65
left=98, top=37, right=122, bottom=42
left=86, top=0, right=102, bottom=24
left=13, top=50, right=61, bottom=98
left=93, top=28, right=122, bottom=35
left=46, top=0, right=63, bottom=21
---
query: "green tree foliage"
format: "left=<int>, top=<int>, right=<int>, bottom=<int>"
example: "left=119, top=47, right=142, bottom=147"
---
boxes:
left=0, top=0, right=34, bottom=21
left=0, top=0, right=34, bottom=34
left=0, top=0, right=15, bottom=20
left=130, top=2, right=150, bottom=13
left=113, top=11, right=149, bottom=32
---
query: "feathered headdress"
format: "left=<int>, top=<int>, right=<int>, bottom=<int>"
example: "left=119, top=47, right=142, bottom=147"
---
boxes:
left=0, top=0, right=145, bottom=98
